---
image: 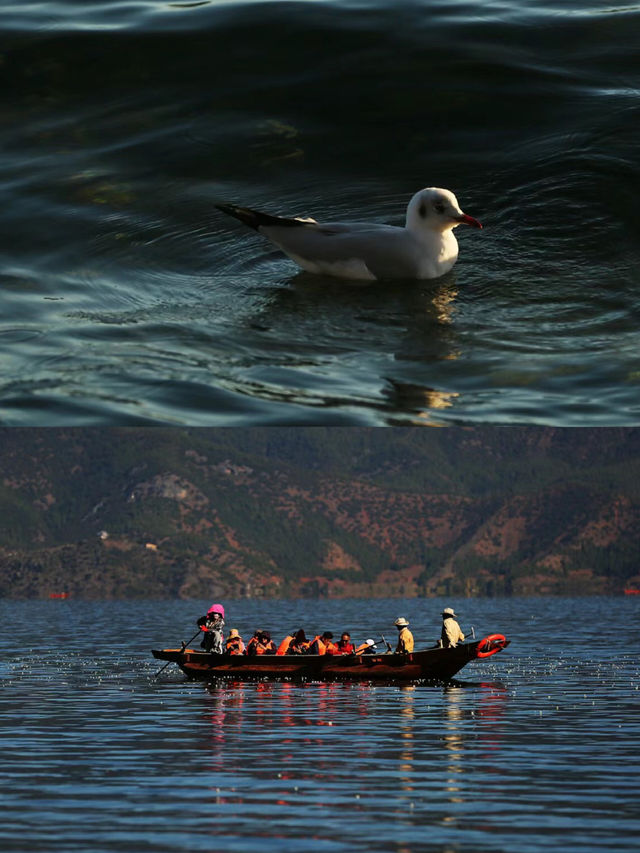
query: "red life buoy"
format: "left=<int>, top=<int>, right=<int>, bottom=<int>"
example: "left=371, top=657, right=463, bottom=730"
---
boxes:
left=476, top=634, right=508, bottom=658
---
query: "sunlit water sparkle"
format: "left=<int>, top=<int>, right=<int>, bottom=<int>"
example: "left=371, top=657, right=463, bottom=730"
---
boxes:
left=2, top=596, right=640, bottom=852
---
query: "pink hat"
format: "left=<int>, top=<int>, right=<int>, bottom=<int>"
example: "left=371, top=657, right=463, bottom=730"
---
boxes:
left=207, top=603, right=225, bottom=618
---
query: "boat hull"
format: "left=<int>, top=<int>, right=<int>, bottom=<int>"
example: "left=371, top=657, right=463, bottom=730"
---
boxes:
left=152, top=638, right=509, bottom=682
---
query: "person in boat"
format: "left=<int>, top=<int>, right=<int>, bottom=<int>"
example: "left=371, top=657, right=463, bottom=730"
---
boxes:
left=276, top=631, right=296, bottom=655
left=256, top=631, right=276, bottom=655
left=355, top=638, right=378, bottom=655
left=441, top=607, right=465, bottom=648
left=287, top=629, right=311, bottom=655
left=246, top=630, right=276, bottom=655
left=309, top=631, right=338, bottom=655
left=196, top=603, right=225, bottom=653
left=245, top=630, right=261, bottom=655
left=336, top=632, right=355, bottom=654
left=394, top=617, right=414, bottom=654
left=225, top=628, right=245, bottom=655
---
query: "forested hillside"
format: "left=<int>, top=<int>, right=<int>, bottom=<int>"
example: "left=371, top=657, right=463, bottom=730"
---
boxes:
left=0, top=428, right=638, bottom=598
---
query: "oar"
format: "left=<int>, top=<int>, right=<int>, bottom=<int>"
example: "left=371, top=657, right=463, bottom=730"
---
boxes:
left=154, top=630, right=201, bottom=678
left=360, top=636, right=392, bottom=653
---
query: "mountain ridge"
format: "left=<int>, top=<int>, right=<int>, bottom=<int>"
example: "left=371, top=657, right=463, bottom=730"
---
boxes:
left=0, top=427, right=638, bottom=599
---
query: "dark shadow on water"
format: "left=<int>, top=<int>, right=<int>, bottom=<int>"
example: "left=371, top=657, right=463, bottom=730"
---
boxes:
left=227, top=264, right=465, bottom=423
left=193, top=676, right=508, bottom=693
left=242, top=263, right=463, bottom=360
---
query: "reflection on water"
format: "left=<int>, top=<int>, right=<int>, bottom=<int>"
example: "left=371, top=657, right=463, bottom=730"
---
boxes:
left=431, top=282, right=458, bottom=326
left=2, top=598, right=640, bottom=852
left=398, top=685, right=415, bottom=795
left=386, top=383, right=460, bottom=425
left=442, top=686, right=465, bottom=806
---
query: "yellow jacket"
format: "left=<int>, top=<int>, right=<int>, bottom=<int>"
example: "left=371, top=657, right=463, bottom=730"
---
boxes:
left=396, top=627, right=414, bottom=653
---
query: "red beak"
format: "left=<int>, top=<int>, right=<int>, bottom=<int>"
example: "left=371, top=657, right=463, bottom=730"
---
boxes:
left=457, top=213, right=483, bottom=229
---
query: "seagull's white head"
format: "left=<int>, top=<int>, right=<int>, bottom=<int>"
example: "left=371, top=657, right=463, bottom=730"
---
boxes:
left=406, top=187, right=482, bottom=234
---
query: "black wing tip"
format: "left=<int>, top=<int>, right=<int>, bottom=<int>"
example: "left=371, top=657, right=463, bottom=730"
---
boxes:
left=215, top=202, right=310, bottom=231
left=215, top=203, right=263, bottom=231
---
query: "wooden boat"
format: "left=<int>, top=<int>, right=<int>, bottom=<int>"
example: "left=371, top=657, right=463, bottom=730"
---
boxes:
left=152, top=633, right=510, bottom=682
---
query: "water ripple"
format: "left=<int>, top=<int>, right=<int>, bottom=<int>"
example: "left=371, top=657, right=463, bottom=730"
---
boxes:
left=2, top=1, right=640, bottom=424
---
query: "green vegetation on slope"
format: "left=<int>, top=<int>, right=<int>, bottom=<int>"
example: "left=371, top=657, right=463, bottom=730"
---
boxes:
left=0, top=427, right=638, bottom=598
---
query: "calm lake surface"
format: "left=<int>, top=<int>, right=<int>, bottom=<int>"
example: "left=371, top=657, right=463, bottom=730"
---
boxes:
left=2, top=1, right=640, bottom=426
left=2, top=596, right=639, bottom=852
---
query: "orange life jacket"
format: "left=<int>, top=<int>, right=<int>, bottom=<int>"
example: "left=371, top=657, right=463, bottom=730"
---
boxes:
left=312, top=636, right=339, bottom=655
left=277, top=635, right=294, bottom=655
left=254, top=639, right=276, bottom=655
left=225, top=636, right=245, bottom=655
left=289, top=640, right=310, bottom=655
left=245, top=636, right=260, bottom=655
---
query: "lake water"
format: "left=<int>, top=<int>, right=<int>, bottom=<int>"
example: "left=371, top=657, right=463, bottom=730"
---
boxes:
left=2, top=1, right=640, bottom=426
left=2, top=595, right=639, bottom=852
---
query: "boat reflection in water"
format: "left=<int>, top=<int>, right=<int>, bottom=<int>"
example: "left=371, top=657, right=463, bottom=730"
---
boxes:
left=399, top=685, right=416, bottom=796
left=377, top=678, right=510, bottom=832
left=442, top=685, right=466, bottom=812
left=196, top=672, right=509, bottom=835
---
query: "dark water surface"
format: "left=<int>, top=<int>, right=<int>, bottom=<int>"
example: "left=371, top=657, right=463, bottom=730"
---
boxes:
left=2, top=1, right=640, bottom=425
left=2, top=596, right=639, bottom=852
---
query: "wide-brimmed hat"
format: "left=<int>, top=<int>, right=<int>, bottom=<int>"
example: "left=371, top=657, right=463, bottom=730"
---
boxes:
left=395, top=617, right=409, bottom=627
left=365, top=639, right=376, bottom=647
left=228, top=628, right=240, bottom=638
left=442, top=607, right=458, bottom=617
left=207, top=603, right=225, bottom=618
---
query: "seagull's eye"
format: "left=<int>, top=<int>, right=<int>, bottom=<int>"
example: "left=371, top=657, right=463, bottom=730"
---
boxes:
left=433, top=201, right=445, bottom=214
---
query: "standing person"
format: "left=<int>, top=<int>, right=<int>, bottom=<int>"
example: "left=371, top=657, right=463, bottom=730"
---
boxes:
left=394, top=617, right=414, bottom=653
left=441, top=607, right=465, bottom=648
left=336, top=632, right=355, bottom=654
left=225, top=628, right=245, bottom=655
left=196, top=603, right=225, bottom=653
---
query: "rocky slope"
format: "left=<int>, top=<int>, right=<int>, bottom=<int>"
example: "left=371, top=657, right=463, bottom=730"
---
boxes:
left=0, top=427, right=638, bottom=598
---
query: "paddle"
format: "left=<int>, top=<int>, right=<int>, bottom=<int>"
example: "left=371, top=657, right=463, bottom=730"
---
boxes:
left=356, top=636, right=392, bottom=655
left=154, top=630, right=201, bottom=678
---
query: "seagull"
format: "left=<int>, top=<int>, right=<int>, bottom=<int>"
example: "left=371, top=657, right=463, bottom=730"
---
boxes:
left=216, top=187, right=482, bottom=281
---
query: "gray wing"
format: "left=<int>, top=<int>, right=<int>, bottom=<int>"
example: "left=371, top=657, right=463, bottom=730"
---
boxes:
left=260, top=222, right=423, bottom=279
